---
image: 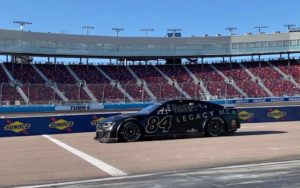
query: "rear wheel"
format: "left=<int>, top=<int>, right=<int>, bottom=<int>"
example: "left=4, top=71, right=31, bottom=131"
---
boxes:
left=205, top=118, right=224, bottom=137
left=122, top=122, right=141, bottom=142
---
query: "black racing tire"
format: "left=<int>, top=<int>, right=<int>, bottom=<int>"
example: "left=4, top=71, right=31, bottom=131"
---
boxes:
left=122, top=122, right=142, bottom=142
left=205, top=117, right=224, bottom=137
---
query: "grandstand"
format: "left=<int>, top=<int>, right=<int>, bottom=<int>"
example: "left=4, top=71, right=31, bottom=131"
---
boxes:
left=1, top=29, right=300, bottom=105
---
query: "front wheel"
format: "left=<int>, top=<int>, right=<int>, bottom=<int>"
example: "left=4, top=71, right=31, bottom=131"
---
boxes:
left=205, top=118, right=224, bottom=137
left=122, top=122, right=142, bottom=142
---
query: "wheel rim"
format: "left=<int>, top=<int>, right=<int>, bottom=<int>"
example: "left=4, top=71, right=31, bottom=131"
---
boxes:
left=123, top=123, right=140, bottom=141
left=207, top=120, right=223, bottom=136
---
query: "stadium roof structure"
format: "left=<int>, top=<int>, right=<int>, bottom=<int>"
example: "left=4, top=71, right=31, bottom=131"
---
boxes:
left=1, top=29, right=300, bottom=59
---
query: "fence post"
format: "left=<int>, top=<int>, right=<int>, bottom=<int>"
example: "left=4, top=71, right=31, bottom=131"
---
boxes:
left=0, top=83, right=3, bottom=106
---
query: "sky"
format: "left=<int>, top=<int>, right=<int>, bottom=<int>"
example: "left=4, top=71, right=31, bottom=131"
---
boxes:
left=0, top=0, right=299, bottom=37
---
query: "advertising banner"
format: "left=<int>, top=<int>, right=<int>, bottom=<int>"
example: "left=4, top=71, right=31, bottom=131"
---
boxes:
left=0, top=113, right=120, bottom=137
left=238, top=106, right=300, bottom=123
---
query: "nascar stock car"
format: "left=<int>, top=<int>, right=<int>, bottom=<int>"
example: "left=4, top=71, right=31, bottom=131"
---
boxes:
left=95, top=100, right=240, bottom=143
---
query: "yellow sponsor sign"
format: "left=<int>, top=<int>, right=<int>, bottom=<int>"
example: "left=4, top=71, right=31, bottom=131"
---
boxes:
left=267, top=109, right=286, bottom=120
left=4, top=121, right=31, bottom=133
left=49, top=119, right=74, bottom=130
left=238, top=111, right=254, bottom=121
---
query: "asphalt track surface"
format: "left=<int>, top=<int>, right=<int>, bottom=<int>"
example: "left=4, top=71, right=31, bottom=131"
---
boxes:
left=0, top=121, right=300, bottom=188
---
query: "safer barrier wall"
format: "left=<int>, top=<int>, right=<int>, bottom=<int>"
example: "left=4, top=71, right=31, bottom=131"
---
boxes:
left=0, top=113, right=120, bottom=137
left=0, top=106, right=300, bottom=137
left=238, top=106, right=300, bottom=123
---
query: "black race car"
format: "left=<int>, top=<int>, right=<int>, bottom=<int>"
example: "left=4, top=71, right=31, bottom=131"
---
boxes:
left=95, top=100, right=240, bottom=143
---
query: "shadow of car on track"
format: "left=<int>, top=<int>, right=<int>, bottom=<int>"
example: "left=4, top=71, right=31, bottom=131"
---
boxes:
left=95, top=131, right=287, bottom=143
left=233, top=131, right=287, bottom=136
left=137, top=131, right=288, bottom=142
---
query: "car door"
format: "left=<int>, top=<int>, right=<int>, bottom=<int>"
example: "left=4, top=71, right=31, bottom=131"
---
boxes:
left=167, top=101, right=199, bottom=134
left=193, top=101, right=216, bottom=132
left=143, top=103, right=174, bottom=136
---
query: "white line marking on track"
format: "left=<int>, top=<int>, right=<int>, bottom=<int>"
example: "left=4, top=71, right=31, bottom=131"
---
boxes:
left=42, top=135, right=127, bottom=177
left=226, top=180, right=265, bottom=186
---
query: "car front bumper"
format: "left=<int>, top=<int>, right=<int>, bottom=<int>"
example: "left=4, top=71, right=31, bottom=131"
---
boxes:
left=95, top=129, right=119, bottom=143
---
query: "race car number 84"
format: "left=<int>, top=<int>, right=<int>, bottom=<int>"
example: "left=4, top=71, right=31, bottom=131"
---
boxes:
left=146, top=116, right=172, bottom=133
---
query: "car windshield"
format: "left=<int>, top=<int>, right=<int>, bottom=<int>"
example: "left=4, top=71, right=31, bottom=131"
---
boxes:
left=138, top=103, right=162, bottom=114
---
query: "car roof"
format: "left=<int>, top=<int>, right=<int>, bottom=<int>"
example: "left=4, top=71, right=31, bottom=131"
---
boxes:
left=161, top=99, right=203, bottom=104
left=159, top=99, right=224, bottom=108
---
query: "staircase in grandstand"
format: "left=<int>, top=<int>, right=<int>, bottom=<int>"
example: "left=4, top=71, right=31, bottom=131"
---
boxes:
left=182, top=64, right=211, bottom=99
left=65, top=65, right=97, bottom=101
left=0, top=63, right=29, bottom=104
left=267, top=60, right=300, bottom=95
left=153, top=65, right=191, bottom=99
left=210, top=64, right=248, bottom=98
left=126, top=66, right=156, bottom=101
left=239, top=62, right=274, bottom=97
left=94, top=65, right=134, bottom=102
left=31, top=64, right=69, bottom=102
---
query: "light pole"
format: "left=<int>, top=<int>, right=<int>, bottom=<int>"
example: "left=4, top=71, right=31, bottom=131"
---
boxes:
left=140, top=28, right=154, bottom=37
left=167, top=28, right=182, bottom=37
left=284, top=24, right=296, bottom=31
left=254, top=26, right=268, bottom=34
left=102, top=83, right=107, bottom=102
left=124, top=82, right=129, bottom=102
left=82, top=25, right=94, bottom=35
left=225, top=27, right=237, bottom=35
left=13, top=20, right=32, bottom=31
left=112, top=27, right=124, bottom=37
